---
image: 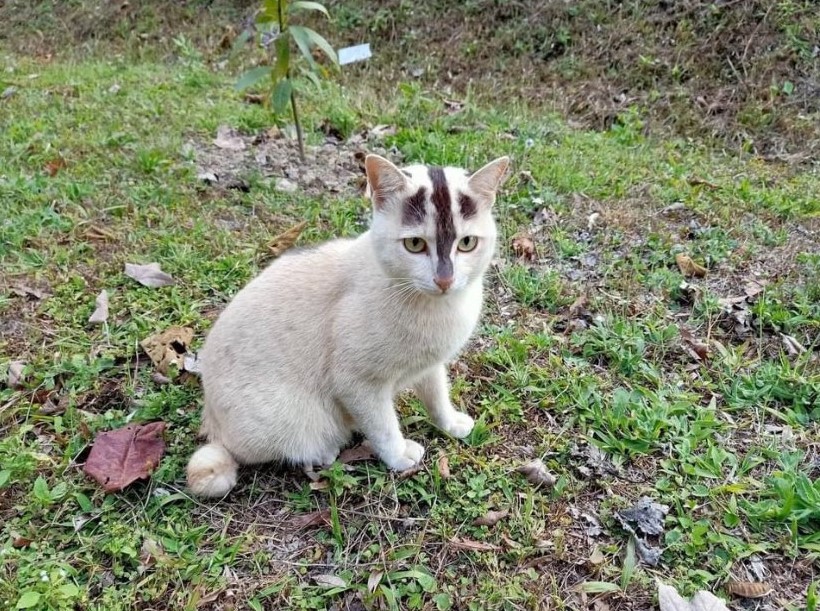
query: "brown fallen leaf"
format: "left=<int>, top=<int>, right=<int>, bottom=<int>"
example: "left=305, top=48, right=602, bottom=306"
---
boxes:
left=473, top=508, right=510, bottom=527
left=450, top=537, right=501, bottom=552
left=7, top=361, right=26, bottom=388
left=10, top=285, right=48, bottom=300
left=338, top=442, right=375, bottom=464
left=243, top=92, right=266, bottom=105
left=124, top=262, right=175, bottom=288
left=140, top=326, right=194, bottom=375
left=780, top=334, right=805, bottom=357
left=679, top=326, right=710, bottom=361
left=88, top=290, right=109, bottom=324
left=367, top=571, right=383, bottom=593
left=588, top=547, right=605, bottom=566
left=84, top=224, right=117, bottom=242
left=12, top=534, right=33, bottom=548
left=511, top=232, right=536, bottom=262
left=675, top=253, right=707, bottom=278
left=213, top=125, right=245, bottom=150
left=743, top=279, right=768, bottom=299
left=437, top=452, right=451, bottom=479
left=314, top=574, right=347, bottom=588
left=83, top=422, right=166, bottom=493
left=44, top=156, right=67, bottom=176
left=287, top=509, right=331, bottom=530
left=309, top=480, right=329, bottom=491
left=517, top=459, right=556, bottom=487
left=267, top=221, right=308, bottom=258
left=569, top=293, right=590, bottom=318
left=725, top=581, right=772, bottom=599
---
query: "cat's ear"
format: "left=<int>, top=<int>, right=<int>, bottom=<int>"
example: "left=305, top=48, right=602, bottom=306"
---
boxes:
left=365, top=154, right=409, bottom=209
left=468, top=156, right=510, bottom=200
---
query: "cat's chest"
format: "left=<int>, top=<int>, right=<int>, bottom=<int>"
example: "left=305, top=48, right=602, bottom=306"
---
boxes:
left=391, top=293, right=482, bottom=368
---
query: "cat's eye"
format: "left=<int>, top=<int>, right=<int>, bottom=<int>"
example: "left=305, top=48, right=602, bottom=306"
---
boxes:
left=457, top=236, right=478, bottom=252
left=404, top=237, right=427, bottom=253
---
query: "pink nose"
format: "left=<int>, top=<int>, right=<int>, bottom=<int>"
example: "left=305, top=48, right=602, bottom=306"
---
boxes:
left=434, top=276, right=454, bottom=292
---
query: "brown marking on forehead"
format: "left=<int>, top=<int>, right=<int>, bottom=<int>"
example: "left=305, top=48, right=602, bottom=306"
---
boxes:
left=428, top=167, right=455, bottom=279
left=458, top=193, right=477, bottom=219
left=402, top=186, right=427, bottom=225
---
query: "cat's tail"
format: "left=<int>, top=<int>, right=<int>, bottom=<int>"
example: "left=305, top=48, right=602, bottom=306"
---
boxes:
left=186, top=443, right=239, bottom=498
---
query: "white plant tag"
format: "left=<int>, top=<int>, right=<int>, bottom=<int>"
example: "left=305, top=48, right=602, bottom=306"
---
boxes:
left=338, top=43, right=372, bottom=65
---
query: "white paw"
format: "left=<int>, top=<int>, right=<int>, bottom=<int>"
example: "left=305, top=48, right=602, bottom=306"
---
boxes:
left=383, top=438, right=425, bottom=471
left=440, top=411, right=475, bottom=439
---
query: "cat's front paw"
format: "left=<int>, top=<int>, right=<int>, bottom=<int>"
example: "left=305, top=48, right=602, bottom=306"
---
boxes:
left=440, top=411, right=475, bottom=439
left=383, top=438, right=425, bottom=471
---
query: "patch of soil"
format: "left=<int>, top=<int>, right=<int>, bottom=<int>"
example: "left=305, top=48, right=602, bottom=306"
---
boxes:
left=190, top=125, right=402, bottom=200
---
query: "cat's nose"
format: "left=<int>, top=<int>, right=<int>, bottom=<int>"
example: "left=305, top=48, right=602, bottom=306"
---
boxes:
left=434, top=276, right=454, bottom=292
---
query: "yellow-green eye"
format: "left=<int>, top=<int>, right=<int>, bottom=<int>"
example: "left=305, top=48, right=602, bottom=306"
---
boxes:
left=404, top=237, right=427, bottom=253
left=458, top=236, right=478, bottom=252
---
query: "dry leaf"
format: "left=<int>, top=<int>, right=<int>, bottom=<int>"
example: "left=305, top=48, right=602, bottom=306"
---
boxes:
left=588, top=547, right=605, bottom=566
left=744, top=279, right=767, bottom=298
left=309, top=480, right=329, bottom=491
left=619, top=497, right=669, bottom=536
left=213, top=125, right=245, bottom=150
left=473, top=508, right=510, bottom=527
left=679, top=327, right=709, bottom=361
left=437, top=452, right=451, bottom=479
left=338, top=442, right=375, bottom=463
left=658, top=582, right=729, bottom=611
left=151, top=372, right=171, bottom=385
left=517, top=459, right=556, bottom=487
left=83, top=422, right=166, bottom=493
left=367, top=571, right=383, bottom=593
left=88, top=290, right=109, bottom=324
left=124, top=262, right=175, bottom=288
left=675, top=254, right=707, bottom=278
left=780, top=334, right=805, bottom=357
left=368, top=124, right=397, bottom=139
left=511, top=232, right=536, bottom=262
left=450, top=537, right=501, bottom=552
left=10, top=285, right=48, bottom=300
left=587, top=212, right=601, bottom=231
left=314, top=574, right=347, bottom=588
left=83, top=224, right=116, bottom=241
left=569, top=293, right=590, bottom=318
left=268, top=221, right=308, bottom=258
left=44, top=156, right=67, bottom=176
left=243, top=92, right=266, bottom=105
left=287, top=509, right=331, bottom=530
left=7, top=361, right=26, bottom=388
left=11, top=534, right=33, bottom=548
left=140, top=326, right=194, bottom=375
left=725, top=581, right=772, bottom=599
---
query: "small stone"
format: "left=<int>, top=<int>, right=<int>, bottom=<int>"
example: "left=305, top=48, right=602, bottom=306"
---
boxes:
left=276, top=178, right=298, bottom=193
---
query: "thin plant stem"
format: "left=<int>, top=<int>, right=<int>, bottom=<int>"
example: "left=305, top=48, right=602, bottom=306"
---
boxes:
left=290, top=90, right=305, bottom=162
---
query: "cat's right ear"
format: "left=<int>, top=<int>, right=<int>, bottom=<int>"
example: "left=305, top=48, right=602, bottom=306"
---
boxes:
left=365, top=154, right=409, bottom=210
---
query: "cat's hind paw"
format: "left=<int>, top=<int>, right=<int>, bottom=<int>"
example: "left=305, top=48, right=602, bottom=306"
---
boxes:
left=440, top=411, right=475, bottom=439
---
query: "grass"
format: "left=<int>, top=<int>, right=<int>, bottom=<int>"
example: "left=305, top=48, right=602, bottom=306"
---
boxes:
left=1, top=18, right=820, bottom=611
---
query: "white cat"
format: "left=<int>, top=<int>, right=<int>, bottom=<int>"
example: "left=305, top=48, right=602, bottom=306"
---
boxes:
left=186, top=154, right=509, bottom=497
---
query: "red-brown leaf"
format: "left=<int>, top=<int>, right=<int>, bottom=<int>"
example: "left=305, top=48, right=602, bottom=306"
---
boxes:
left=473, top=508, right=510, bottom=527
left=83, top=422, right=166, bottom=493
left=450, top=537, right=501, bottom=552
left=338, top=442, right=375, bottom=464
left=287, top=509, right=331, bottom=530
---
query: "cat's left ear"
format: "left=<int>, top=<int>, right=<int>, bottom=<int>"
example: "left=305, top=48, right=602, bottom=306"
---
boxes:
left=365, top=154, right=409, bottom=210
left=467, top=156, right=510, bottom=201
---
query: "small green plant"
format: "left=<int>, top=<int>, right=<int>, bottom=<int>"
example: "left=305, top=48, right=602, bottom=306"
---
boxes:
left=237, top=0, right=338, bottom=161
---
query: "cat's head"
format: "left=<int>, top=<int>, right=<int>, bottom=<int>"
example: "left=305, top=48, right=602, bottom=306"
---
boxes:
left=364, top=154, right=509, bottom=296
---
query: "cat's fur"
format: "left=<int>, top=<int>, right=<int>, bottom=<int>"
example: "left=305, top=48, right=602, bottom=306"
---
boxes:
left=186, top=154, right=509, bottom=497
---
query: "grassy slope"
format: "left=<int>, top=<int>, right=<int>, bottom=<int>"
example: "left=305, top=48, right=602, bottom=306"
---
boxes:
left=1, top=16, right=820, bottom=611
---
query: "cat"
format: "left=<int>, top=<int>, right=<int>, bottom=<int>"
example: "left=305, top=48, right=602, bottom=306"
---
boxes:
left=185, top=153, right=509, bottom=497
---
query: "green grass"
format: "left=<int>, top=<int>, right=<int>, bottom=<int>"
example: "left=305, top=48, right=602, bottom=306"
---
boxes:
left=1, top=34, right=819, bottom=611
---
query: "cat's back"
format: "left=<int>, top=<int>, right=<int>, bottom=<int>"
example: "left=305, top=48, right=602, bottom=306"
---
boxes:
left=202, top=238, right=355, bottom=357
